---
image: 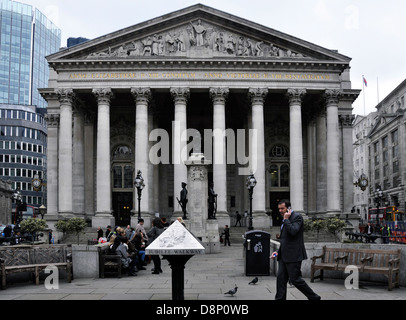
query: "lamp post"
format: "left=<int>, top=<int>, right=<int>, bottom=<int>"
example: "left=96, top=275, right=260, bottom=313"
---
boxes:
left=134, top=170, right=145, bottom=220
left=12, top=188, right=22, bottom=224
left=246, top=174, right=257, bottom=231
left=39, top=205, right=47, bottom=219
left=373, top=186, right=384, bottom=226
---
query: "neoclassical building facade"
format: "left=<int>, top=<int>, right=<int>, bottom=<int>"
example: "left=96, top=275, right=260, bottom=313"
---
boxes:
left=40, top=4, right=359, bottom=229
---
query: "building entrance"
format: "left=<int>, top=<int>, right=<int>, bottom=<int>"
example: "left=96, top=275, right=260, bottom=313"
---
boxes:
left=269, top=191, right=289, bottom=226
left=112, top=192, right=133, bottom=226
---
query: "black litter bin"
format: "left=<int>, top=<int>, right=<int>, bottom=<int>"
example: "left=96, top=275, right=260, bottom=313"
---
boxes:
left=243, top=230, right=271, bottom=276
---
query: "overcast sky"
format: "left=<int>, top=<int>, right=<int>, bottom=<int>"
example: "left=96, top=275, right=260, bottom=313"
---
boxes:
left=25, top=0, right=406, bottom=116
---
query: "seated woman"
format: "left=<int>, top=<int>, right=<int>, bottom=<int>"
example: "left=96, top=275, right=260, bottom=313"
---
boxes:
left=111, top=235, right=138, bottom=276
left=131, top=231, right=146, bottom=270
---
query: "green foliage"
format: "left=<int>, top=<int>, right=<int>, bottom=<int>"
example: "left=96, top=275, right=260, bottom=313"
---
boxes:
left=55, top=217, right=87, bottom=244
left=55, top=220, right=69, bottom=234
left=304, top=217, right=346, bottom=243
left=325, top=217, right=347, bottom=242
left=20, top=218, right=48, bottom=235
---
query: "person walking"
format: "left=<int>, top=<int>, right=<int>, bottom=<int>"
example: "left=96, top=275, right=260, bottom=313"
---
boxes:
left=235, top=211, right=242, bottom=227
left=271, top=199, right=320, bottom=300
left=147, top=217, right=164, bottom=274
left=222, top=225, right=230, bottom=246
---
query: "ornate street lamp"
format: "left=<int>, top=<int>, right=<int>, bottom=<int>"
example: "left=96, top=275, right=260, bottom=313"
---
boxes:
left=134, top=170, right=145, bottom=220
left=246, top=174, right=257, bottom=231
left=39, top=205, right=47, bottom=219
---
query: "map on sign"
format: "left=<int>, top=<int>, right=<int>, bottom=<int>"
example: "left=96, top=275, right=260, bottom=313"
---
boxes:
left=145, top=220, right=205, bottom=255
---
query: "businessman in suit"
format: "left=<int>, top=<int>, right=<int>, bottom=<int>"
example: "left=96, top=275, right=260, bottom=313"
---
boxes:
left=271, top=199, right=320, bottom=300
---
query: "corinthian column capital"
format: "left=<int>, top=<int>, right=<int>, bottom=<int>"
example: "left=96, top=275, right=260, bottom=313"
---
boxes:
left=209, top=87, right=229, bottom=104
left=286, top=88, right=306, bottom=104
left=92, top=88, right=114, bottom=104
left=325, top=89, right=343, bottom=105
left=131, top=87, right=151, bottom=104
left=57, top=88, right=75, bottom=104
left=248, top=88, right=268, bottom=104
left=170, top=87, right=190, bottom=104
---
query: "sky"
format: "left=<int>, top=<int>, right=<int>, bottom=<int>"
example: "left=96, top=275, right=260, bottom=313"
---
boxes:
left=24, top=0, right=406, bottom=116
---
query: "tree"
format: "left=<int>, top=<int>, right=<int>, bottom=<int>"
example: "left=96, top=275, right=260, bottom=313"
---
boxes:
left=55, top=218, right=87, bottom=245
left=68, top=218, right=87, bottom=245
left=325, top=217, right=347, bottom=243
left=311, top=219, right=326, bottom=243
left=20, top=219, right=48, bottom=243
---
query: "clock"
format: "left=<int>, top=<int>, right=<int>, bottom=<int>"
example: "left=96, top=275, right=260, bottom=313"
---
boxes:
left=32, top=175, right=42, bottom=191
left=359, top=176, right=368, bottom=191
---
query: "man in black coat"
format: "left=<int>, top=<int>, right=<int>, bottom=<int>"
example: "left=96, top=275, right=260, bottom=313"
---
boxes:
left=271, top=199, right=320, bottom=300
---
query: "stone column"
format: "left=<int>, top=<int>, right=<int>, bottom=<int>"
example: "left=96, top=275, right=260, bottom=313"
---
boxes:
left=248, top=88, right=268, bottom=227
left=325, top=89, right=342, bottom=215
left=131, top=87, right=152, bottom=217
left=73, top=108, right=85, bottom=216
left=170, top=87, right=190, bottom=215
left=307, top=118, right=317, bottom=215
left=316, top=109, right=327, bottom=213
left=57, top=89, right=75, bottom=216
left=286, top=88, right=306, bottom=214
left=210, top=87, right=229, bottom=226
left=92, top=88, right=114, bottom=228
left=84, top=112, right=95, bottom=217
left=44, top=113, right=59, bottom=218
left=340, top=114, right=356, bottom=218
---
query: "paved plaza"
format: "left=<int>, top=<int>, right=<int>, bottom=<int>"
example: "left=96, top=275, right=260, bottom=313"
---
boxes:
left=0, top=242, right=404, bottom=301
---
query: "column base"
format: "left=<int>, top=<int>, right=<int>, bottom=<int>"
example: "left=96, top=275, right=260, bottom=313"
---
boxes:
left=92, top=214, right=115, bottom=229
left=252, top=211, right=271, bottom=229
left=326, top=210, right=341, bottom=217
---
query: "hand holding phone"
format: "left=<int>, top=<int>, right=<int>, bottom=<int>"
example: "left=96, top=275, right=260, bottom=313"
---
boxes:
left=284, top=207, right=292, bottom=220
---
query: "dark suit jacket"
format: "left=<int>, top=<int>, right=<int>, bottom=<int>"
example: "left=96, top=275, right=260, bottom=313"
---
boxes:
left=277, top=211, right=307, bottom=263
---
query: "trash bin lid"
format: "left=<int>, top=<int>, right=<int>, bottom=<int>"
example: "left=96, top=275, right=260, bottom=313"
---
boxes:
left=244, top=230, right=271, bottom=239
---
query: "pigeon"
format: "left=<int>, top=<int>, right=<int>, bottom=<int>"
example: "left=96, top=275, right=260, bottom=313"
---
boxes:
left=224, top=285, right=238, bottom=296
left=248, top=277, right=258, bottom=285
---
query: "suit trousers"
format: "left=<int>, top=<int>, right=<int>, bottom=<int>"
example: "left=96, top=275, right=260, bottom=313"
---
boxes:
left=275, top=259, right=320, bottom=300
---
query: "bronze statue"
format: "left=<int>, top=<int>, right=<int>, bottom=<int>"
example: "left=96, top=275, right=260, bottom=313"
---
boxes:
left=176, top=182, right=188, bottom=219
left=208, top=182, right=217, bottom=219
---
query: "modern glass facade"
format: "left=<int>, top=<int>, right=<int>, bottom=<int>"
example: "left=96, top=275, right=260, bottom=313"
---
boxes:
left=0, top=0, right=61, bottom=108
left=0, top=104, right=47, bottom=211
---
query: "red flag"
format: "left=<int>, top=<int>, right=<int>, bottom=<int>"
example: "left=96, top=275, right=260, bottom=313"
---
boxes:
left=363, top=76, right=367, bottom=87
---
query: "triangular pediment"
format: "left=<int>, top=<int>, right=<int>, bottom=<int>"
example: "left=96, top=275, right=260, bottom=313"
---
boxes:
left=48, top=4, right=351, bottom=64
left=368, top=111, right=404, bottom=137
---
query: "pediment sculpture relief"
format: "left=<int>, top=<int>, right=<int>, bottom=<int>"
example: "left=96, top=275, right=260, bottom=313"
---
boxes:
left=87, top=20, right=306, bottom=59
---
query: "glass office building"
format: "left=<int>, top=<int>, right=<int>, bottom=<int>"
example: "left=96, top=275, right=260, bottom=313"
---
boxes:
left=0, top=0, right=60, bottom=220
left=0, top=0, right=61, bottom=108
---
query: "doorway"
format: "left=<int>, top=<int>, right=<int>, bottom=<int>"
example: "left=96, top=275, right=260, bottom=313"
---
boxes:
left=269, top=191, right=289, bottom=226
left=112, top=192, right=133, bottom=226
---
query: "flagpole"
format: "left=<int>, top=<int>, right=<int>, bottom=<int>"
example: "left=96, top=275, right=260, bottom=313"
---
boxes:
left=362, top=75, right=366, bottom=116
left=377, top=76, right=379, bottom=104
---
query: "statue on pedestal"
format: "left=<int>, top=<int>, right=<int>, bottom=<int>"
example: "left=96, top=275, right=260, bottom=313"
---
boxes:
left=177, top=182, right=188, bottom=219
left=208, top=183, right=217, bottom=219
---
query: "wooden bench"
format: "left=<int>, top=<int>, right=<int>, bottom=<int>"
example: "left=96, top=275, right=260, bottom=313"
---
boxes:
left=97, top=244, right=122, bottom=278
left=0, top=244, right=73, bottom=289
left=310, top=245, right=401, bottom=290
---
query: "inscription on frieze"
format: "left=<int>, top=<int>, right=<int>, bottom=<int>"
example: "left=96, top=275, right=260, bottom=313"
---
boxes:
left=67, top=71, right=333, bottom=81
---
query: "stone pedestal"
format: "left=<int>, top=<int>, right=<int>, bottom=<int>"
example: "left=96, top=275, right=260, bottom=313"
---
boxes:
left=184, top=153, right=220, bottom=253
